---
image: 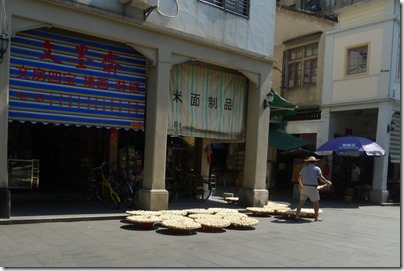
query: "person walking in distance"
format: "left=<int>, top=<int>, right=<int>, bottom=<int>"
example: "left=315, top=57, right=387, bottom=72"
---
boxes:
left=295, top=156, right=332, bottom=222
left=351, top=163, right=361, bottom=186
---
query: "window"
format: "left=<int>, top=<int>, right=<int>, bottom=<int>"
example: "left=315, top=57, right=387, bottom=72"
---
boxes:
left=346, top=45, right=368, bottom=75
left=304, top=59, right=317, bottom=84
left=199, top=0, right=250, bottom=17
left=286, top=43, right=318, bottom=88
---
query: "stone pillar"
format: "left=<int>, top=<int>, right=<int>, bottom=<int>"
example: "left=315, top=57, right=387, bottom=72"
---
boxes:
left=370, top=102, right=392, bottom=203
left=0, top=35, right=10, bottom=218
left=138, top=48, right=171, bottom=210
left=200, top=138, right=210, bottom=178
left=238, top=69, right=271, bottom=207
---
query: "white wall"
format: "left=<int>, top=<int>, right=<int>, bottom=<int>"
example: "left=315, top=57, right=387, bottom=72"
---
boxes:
left=69, top=0, right=275, bottom=57
left=74, top=0, right=125, bottom=13
left=338, top=0, right=387, bottom=29
left=390, top=0, right=401, bottom=101
left=330, top=113, right=377, bottom=138
left=326, top=0, right=399, bottom=105
left=146, top=0, right=275, bottom=57
left=331, top=26, right=384, bottom=102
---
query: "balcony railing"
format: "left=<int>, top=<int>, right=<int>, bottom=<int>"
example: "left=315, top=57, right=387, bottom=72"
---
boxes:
left=278, top=0, right=371, bottom=18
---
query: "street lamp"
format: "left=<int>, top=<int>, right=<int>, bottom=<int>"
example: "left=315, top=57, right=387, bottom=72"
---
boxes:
left=387, top=119, right=397, bottom=133
left=263, top=91, right=275, bottom=109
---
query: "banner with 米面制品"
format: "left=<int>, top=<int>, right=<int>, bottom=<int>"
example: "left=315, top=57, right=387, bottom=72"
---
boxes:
left=168, top=63, right=247, bottom=140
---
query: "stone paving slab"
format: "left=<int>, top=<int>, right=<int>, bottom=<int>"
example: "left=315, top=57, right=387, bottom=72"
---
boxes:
left=0, top=195, right=400, bottom=268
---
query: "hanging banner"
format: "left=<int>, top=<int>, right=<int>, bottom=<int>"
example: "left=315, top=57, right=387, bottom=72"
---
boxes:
left=8, top=29, right=147, bottom=130
left=168, top=63, right=247, bottom=140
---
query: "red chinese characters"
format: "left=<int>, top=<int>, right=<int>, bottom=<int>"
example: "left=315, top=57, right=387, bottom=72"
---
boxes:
left=39, top=40, right=63, bottom=64
left=13, top=38, right=143, bottom=114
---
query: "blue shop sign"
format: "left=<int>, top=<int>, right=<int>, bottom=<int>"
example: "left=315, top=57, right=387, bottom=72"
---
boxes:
left=8, top=29, right=147, bottom=130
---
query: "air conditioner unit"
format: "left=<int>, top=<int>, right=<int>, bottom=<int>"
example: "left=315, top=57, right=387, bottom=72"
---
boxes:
left=131, top=0, right=154, bottom=10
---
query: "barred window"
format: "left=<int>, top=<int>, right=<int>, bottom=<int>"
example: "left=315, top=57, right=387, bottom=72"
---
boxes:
left=199, top=0, right=250, bottom=17
left=285, top=43, right=318, bottom=88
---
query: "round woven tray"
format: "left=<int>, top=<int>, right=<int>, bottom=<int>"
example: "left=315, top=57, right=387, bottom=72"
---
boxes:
left=131, top=221, right=157, bottom=230
left=249, top=211, right=271, bottom=217
left=164, top=227, right=198, bottom=235
left=199, top=225, right=226, bottom=233
left=227, top=224, right=255, bottom=230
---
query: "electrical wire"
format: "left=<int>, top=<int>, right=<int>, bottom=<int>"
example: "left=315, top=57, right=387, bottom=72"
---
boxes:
left=156, top=0, right=179, bottom=18
left=1, top=0, right=8, bottom=35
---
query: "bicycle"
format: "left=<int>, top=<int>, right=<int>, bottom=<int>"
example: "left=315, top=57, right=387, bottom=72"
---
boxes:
left=92, top=162, right=122, bottom=209
left=166, top=167, right=212, bottom=202
left=81, top=166, right=98, bottom=201
left=112, top=168, right=142, bottom=209
left=110, top=170, right=133, bottom=208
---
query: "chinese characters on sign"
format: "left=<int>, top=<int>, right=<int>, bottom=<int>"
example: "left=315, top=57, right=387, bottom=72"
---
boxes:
left=174, top=91, right=233, bottom=111
left=16, top=65, right=140, bottom=91
left=9, top=30, right=147, bottom=129
left=341, top=143, right=357, bottom=148
left=168, top=63, right=247, bottom=140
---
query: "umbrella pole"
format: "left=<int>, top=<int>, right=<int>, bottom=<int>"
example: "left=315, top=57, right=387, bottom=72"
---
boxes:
left=344, top=157, right=354, bottom=202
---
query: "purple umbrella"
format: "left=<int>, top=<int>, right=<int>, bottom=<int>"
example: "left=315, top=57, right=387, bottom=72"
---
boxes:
left=315, top=136, right=385, bottom=157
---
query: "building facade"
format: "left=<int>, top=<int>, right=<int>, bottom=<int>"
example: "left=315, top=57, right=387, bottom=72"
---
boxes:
left=321, top=0, right=400, bottom=203
left=0, top=0, right=277, bottom=217
left=272, top=0, right=400, bottom=203
left=269, top=3, right=337, bottom=192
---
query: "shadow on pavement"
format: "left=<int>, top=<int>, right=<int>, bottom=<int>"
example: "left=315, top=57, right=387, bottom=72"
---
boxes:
left=8, top=185, right=378, bottom=220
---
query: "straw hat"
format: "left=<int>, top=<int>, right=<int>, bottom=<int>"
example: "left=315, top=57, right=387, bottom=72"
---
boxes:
left=304, top=156, right=320, bottom=162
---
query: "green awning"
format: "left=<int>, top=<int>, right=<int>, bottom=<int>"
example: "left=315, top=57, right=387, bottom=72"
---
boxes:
left=268, top=126, right=311, bottom=151
left=269, top=89, right=298, bottom=117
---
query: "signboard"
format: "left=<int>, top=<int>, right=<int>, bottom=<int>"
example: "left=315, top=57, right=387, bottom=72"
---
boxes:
left=8, top=29, right=147, bottom=130
left=168, top=63, right=247, bottom=140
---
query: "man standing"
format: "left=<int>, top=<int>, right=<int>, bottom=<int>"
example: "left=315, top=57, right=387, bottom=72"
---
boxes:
left=295, top=156, right=332, bottom=222
left=351, top=163, right=361, bottom=185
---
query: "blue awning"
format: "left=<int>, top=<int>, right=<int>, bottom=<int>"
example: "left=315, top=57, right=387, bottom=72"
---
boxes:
left=8, top=28, right=147, bottom=130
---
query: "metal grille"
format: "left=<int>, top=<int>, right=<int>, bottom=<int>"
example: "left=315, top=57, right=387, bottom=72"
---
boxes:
left=283, top=111, right=321, bottom=121
left=294, top=0, right=370, bottom=17
left=200, top=0, right=250, bottom=17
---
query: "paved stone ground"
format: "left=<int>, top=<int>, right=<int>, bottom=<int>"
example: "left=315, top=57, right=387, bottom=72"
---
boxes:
left=0, top=187, right=400, bottom=268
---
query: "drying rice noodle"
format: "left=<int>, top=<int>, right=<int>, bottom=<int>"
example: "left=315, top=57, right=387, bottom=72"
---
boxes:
left=161, top=219, right=201, bottom=230
left=188, top=214, right=219, bottom=219
left=126, top=215, right=162, bottom=223
left=208, top=208, right=239, bottom=213
left=184, top=208, right=214, bottom=215
left=160, top=210, right=187, bottom=216
left=159, top=214, right=190, bottom=221
left=194, top=217, right=231, bottom=228
left=126, top=210, right=162, bottom=216
left=231, top=216, right=259, bottom=227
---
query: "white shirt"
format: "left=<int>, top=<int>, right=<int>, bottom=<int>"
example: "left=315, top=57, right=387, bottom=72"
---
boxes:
left=299, top=164, right=322, bottom=185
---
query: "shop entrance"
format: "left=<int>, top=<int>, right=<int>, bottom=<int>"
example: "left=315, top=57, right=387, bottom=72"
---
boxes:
left=330, top=155, right=374, bottom=199
left=165, top=138, right=244, bottom=195
left=8, top=122, right=144, bottom=193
